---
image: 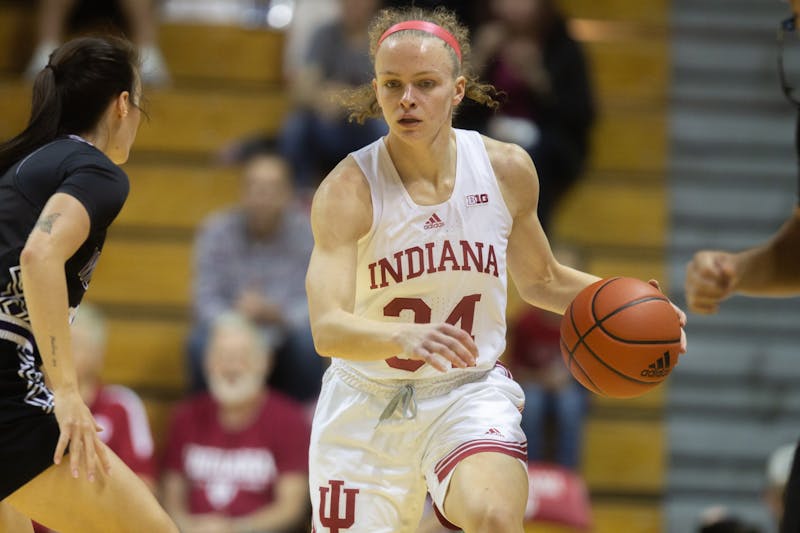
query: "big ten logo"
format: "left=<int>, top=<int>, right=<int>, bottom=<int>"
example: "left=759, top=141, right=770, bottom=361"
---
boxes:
left=465, top=193, right=489, bottom=206
left=319, top=480, right=360, bottom=532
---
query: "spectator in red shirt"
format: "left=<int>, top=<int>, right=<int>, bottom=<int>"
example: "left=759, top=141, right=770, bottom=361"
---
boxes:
left=162, top=311, right=311, bottom=533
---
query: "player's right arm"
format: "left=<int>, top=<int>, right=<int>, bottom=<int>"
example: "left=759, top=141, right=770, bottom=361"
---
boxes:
left=305, top=159, right=477, bottom=372
left=686, top=206, right=800, bottom=314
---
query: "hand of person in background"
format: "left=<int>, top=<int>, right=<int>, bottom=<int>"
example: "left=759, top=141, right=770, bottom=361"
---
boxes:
left=471, top=22, right=506, bottom=71
left=235, top=289, right=286, bottom=326
left=504, top=38, right=551, bottom=95
left=684, top=251, right=739, bottom=315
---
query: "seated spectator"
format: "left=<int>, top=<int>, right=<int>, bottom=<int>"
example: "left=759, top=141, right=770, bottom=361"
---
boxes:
left=507, top=244, right=588, bottom=469
left=458, top=0, right=595, bottom=231
left=163, top=312, right=311, bottom=533
left=25, top=0, right=170, bottom=85
left=33, top=303, right=157, bottom=532
left=188, top=145, right=325, bottom=403
left=277, top=0, right=386, bottom=188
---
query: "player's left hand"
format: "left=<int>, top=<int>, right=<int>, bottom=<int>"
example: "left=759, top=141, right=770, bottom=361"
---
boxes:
left=52, top=388, right=112, bottom=482
left=648, top=279, right=688, bottom=354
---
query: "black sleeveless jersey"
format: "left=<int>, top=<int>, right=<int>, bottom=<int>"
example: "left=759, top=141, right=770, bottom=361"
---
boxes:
left=0, top=136, right=128, bottom=353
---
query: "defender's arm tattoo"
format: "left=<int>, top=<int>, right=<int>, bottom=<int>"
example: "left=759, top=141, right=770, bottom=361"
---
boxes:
left=49, top=335, right=57, bottom=367
left=34, top=213, right=61, bottom=234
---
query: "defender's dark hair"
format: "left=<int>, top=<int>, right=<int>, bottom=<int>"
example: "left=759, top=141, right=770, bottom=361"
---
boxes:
left=0, top=36, right=140, bottom=174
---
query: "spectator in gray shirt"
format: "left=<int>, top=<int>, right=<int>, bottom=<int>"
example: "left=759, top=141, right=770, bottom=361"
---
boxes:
left=187, top=146, right=324, bottom=402
left=277, top=0, right=386, bottom=187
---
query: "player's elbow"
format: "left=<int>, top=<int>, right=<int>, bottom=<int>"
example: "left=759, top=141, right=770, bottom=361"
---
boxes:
left=19, top=241, right=50, bottom=271
left=308, top=314, right=338, bottom=358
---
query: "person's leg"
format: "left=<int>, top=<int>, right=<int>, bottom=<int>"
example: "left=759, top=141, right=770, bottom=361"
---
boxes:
left=552, top=383, right=587, bottom=469
left=36, top=0, right=76, bottom=43
left=423, top=366, right=529, bottom=533
left=269, top=324, right=324, bottom=402
left=278, top=110, right=319, bottom=188
left=0, top=501, right=34, bottom=533
left=518, top=382, right=546, bottom=462
left=26, top=0, right=77, bottom=77
left=442, top=452, right=528, bottom=533
left=315, top=117, right=387, bottom=180
left=310, top=368, right=427, bottom=533
left=5, top=443, right=177, bottom=533
left=116, top=0, right=170, bottom=85
left=116, top=0, right=155, bottom=45
left=185, top=323, right=209, bottom=392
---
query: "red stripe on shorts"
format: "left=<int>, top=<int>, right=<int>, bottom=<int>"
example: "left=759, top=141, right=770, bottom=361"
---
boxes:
left=435, top=439, right=528, bottom=482
left=494, top=361, right=513, bottom=380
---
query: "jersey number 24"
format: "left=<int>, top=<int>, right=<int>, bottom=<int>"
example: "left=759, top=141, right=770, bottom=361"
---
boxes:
left=384, top=294, right=481, bottom=371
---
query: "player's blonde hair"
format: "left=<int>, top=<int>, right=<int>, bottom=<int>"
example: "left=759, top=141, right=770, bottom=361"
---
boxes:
left=340, top=6, right=500, bottom=124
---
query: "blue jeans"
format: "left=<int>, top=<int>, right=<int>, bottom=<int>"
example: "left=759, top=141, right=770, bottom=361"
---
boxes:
left=520, top=380, right=587, bottom=469
left=278, top=109, right=387, bottom=187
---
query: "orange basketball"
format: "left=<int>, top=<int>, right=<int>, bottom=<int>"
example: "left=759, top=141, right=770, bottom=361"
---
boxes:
left=560, top=277, right=682, bottom=398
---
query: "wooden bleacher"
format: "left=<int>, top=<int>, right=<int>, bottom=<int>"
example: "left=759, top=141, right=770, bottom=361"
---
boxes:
left=0, top=0, right=670, bottom=530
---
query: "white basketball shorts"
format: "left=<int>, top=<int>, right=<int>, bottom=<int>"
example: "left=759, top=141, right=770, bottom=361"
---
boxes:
left=309, top=361, right=528, bottom=533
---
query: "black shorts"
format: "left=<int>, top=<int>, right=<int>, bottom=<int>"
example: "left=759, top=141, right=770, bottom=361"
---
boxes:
left=0, top=413, right=60, bottom=500
left=0, top=339, right=60, bottom=500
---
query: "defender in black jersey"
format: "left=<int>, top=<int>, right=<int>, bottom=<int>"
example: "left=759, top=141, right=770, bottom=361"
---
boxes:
left=685, top=1, right=800, bottom=531
left=0, top=36, right=176, bottom=532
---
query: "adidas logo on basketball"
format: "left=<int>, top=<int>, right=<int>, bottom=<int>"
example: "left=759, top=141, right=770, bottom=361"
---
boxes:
left=423, top=213, right=445, bottom=230
left=641, top=351, right=671, bottom=377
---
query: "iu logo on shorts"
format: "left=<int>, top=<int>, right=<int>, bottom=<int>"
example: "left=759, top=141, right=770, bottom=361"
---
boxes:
left=319, top=480, right=359, bottom=532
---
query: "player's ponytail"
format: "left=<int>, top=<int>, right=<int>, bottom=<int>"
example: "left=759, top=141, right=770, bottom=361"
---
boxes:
left=0, top=36, right=139, bottom=175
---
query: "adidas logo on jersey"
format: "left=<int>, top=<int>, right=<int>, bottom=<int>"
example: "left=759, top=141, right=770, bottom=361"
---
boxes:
left=641, top=351, right=671, bottom=377
left=423, top=213, right=445, bottom=230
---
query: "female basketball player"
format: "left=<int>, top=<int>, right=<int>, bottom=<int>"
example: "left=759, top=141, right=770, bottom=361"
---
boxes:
left=306, top=7, right=687, bottom=532
left=0, top=37, right=176, bottom=532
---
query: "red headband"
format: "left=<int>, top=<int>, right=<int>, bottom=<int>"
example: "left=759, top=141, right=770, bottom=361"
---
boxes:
left=377, top=20, right=462, bottom=62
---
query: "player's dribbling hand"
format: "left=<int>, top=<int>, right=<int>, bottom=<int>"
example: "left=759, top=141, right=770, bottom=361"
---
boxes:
left=395, top=323, right=479, bottom=372
left=52, top=389, right=111, bottom=482
left=648, top=279, right=688, bottom=354
left=684, top=250, right=737, bottom=315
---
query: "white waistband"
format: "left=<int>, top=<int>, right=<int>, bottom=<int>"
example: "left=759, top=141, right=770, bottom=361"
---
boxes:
left=328, top=359, right=490, bottom=401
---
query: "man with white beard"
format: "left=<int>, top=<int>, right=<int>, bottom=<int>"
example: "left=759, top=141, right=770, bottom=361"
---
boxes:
left=162, top=312, right=311, bottom=533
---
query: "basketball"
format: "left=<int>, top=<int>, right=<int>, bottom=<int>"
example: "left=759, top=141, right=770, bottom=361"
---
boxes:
left=560, top=277, right=682, bottom=398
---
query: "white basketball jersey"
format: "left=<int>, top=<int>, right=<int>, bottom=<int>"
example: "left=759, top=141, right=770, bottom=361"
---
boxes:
left=344, top=129, right=513, bottom=380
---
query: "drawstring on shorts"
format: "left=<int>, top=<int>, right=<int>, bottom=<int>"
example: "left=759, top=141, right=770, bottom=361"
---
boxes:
left=328, top=359, right=489, bottom=426
left=377, top=383, right=417, bottom=425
